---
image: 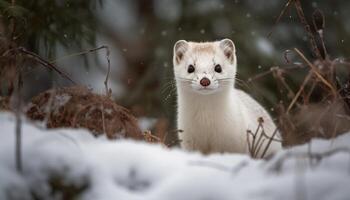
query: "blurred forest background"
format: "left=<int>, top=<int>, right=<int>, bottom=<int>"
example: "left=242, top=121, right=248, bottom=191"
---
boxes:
left=1, top=0, right=350, bottom=143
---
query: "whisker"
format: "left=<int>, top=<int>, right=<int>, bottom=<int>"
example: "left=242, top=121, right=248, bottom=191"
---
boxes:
left=162, top=87, right=178, bottom=103
left=175, top=78, right=196, bottom=85
left=161, top=80, right=176, bottom=85
left=161, top=88, right=177, bottom=97
left=217, top=80, right=234, bottom=83
left=161, top=80, right=176, bottom=89
left=217, top=78, right=235, bottom=81
left=235, top=78, right=251, bottom=90
left=161, top=84, right=176, bottom=94
left=215, top=77, right=252, bottom=90
left=176, top=77, right=192, bottom=81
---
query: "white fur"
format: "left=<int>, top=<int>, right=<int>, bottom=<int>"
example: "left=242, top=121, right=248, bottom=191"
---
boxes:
left=173, top=39, right=281, bottom=157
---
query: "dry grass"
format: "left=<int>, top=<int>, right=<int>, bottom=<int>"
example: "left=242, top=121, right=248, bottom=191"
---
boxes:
left=246, top=118, right=281, bottom=159
left=26, top=86, right=144, bottom=140
left=250, top=0, right=350, bottom=147
left=0, top=96, right=11, bottom=111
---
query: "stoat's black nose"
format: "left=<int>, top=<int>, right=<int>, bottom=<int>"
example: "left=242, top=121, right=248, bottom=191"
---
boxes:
left=200, top=77, right=211, bottom=87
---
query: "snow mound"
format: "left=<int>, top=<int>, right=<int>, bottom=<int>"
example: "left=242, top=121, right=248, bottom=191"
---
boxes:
left=1, top=112, right=350, bottom=200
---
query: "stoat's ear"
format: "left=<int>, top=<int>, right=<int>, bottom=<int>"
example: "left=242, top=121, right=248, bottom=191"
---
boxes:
left=219, top=39, right=235, bottom=63
left=174, top=40, right=189, bottom=65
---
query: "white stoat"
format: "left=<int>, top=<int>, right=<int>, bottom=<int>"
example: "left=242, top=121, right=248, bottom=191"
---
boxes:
left=173, top=39, right=281, bottom=157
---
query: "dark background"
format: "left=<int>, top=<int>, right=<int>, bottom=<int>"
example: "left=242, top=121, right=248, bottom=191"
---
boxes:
left=1, top=0, right=349, bottom=138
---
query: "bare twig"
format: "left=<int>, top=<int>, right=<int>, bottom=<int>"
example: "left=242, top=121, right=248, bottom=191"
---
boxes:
left=248, top=65, right=306, bottom=83
left=51, top=45, right=112, bottom=96
left=103, top=46, right=111, bottom=97
left=9, top=49, right=22, bottom=173
left=272, top=68, right=295, bottom=98
left=50, top=45, right=108, bottom=63
left=254, top=138, right=266, bottom=158
left=16, top=47, right=76, bottom=84
left=284, top=50, right=292, bottom=63
left=247, top=119, right=282, bottom=159
left=287, top=72, right=312, bottom=113
left=294, top=48, right=337, bottom=97
left=143, top=131, right=163, bottom=143
left=252, top=121, right=264, bottom=156
left=261, top=128, right=279, bottom=158
left=248, top=68, right=275, bottom=82
left=312, top=9, right=328, bottom=58
left=10, top=0, right=17, bottom=42
left=9, top=0, right=22, bottom=173
left=265, top=3, right=349, bottom=146
left=101, top=103, right=106, bottom=135
left=14, top=74, right=22, bottom=173
left=268, top=0, right=294, bottom=38
left=247, top=130, right=253, bottom=155
left=43, top=88, right=56, bottom=126
left=294, top=0, right=322, bottom=58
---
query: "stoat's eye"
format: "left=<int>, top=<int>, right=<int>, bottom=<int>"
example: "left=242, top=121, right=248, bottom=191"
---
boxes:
left=214, top=64, right=222, bottom=73
left=187, top=64, right=195, bottom=73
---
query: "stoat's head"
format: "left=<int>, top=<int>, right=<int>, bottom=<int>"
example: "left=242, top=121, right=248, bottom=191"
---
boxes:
left=173, top=39, right=237, bottom=95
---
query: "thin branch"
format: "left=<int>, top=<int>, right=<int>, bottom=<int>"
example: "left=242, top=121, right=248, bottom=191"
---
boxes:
left=12, top=59, right=22, bottom=173
left=43, top=88, right=56, bottom=127
left=50, top=45, right=109, bottom=63
left=103, top=46, right=111, bottom=97
left=14, top=87, right=22, bottom=173
left=272, top=68, right=295, bottom=98
left=50, top=45, right=112, bottom=96
left=294, top=48, right=337, bottom=97
left=252, top=123, right=264, bottom=156
left=284, top=50, right=292, bottom=63
left=294, top=0, right=322, bottom=58
left=312, top=9, right=328, bottom=58
left=247, top=119, right=282, bottom=159
left=246, top=130, right=253, bottom=156
left=261, top=128, right=279, bottom=158
left=248, top=68, right=275, bottom=82
left=287, top=72, right=312, bottom=113
left=262, top=129, right=283, bottom=143
left=17, top=47, right=76, bottom=84
left=268, top=0, right=294, bottom=38
left=101, top=103, right=106, bottom=135
left=254, top=138, right=266, bottom=158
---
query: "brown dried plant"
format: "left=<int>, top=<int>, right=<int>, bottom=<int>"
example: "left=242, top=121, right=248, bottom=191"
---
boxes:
left=250, top=0, right=350, bottom=147
left=247, top=117, right=281, bottom=159
left=26, top=86, right=144, bottom=140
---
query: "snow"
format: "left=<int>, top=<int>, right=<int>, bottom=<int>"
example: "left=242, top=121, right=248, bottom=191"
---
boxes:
left=256, top=37, right=275, bottom=56
left=1, top=112, right=350, bottom=199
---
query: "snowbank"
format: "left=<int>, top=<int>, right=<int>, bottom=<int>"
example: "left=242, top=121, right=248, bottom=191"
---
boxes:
left=1, top=112, right=350, bottom=200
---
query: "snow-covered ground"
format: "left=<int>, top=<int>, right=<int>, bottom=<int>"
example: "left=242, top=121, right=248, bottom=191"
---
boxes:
left=1, top=112, right=350, bottom=200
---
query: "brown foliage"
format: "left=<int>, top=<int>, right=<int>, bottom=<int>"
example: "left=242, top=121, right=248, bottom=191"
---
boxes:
left=246, top=117, right=281, bottom=159
left=278, top=99, right=350, bottom=146
left=0, top=96, right=11, bottom=111
left=26, top=86, right=143, bottom=140
left=256, top=1, right=350, bottom=147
